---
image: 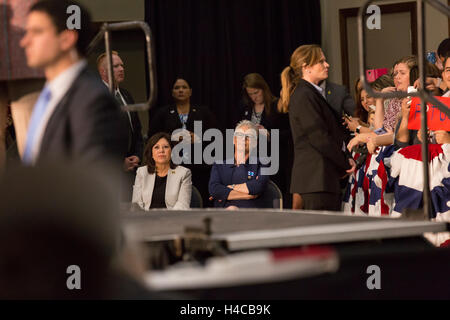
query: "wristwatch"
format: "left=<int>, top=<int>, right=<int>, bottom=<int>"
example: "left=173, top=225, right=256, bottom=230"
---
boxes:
left=356, top=125, right=362, bottom=134
left=231, top=184, right=235, bottom=190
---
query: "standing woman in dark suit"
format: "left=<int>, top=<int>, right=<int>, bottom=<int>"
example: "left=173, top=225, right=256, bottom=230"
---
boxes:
left=280, top=45, right=355, bottom=210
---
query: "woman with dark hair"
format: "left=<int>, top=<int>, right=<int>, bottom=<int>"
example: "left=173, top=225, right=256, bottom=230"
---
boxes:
left=280, top=44, right=355, bottom=210
left=347, top=56, right=419, bottom=152
left=344, top=87, right=375, bottom=133
left=353, top=78, right=363, bottom=114
left=345, top=75, right=396, bottom=135
left=394, top=59, right=450, bottom=147
left=434, top=55, right=450, bottom=144
left=132, top=132, right=192, bottom=210
left=148, top=78, right=215, bottom=139
left=374, top=56, right=418, bottom=132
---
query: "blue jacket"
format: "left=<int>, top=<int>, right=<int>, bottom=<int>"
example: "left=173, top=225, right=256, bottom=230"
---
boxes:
left=208, top=158, right=270, bottom=208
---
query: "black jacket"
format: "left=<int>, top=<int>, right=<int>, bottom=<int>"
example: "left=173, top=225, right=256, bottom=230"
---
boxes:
left=323, top=81, right=355, bottom=118
left=148, top=104, right=215, bottom=138
left=237, top=99, right=280, bottom=130
left=289, top=79, right=350, bottom=194
left=38, top=67, right=127, bottom=165
left=119, top=87, right=144, bottom=159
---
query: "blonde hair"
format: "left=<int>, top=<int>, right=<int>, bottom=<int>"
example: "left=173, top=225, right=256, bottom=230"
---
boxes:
left=279, top=44, right=323, bottom=113
left=96, top=50, right=119, bottom=71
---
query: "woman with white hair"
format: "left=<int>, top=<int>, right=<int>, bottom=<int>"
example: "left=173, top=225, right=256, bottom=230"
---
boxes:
left=208, top=120, right=270, bottom=209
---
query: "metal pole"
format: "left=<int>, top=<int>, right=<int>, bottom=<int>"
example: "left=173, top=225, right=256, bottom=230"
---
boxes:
left=426, top=0, right=450, bottom=16
left=417, top=0, right=431, bottom=220
left=104, top=26, right=115, bottom=94
left=86, top=21, right=158, bottom=111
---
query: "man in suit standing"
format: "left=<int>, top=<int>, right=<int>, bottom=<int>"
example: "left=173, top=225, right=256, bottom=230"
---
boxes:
left=320, top=80, right=355, bottom=118
left=319, top=80, right=356, bottom=190
left=97, top=51, right=144, bottom=200
left=19, top=0, right=127, bottom=167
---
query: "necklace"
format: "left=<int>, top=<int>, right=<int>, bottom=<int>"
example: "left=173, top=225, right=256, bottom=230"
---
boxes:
left=252, top=109, right=263, bottom=124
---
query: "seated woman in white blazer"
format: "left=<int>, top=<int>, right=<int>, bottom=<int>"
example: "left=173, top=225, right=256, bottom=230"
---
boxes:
left=132, top=132, right=192, bottom=210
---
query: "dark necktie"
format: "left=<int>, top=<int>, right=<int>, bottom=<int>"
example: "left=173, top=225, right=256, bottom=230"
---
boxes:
left=115, top=90, right=134, bottom=154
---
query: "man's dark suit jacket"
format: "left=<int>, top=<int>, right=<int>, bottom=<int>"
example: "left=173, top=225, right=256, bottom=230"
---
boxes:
left=323, top=81, right=356, bottom=145
left=118, top=87, right=144, bottom=159
left=289, top=79, right=350, bottom=195
left=37, top=67, right=128, bottom=165
left=323, top=81, right=355, bottom=117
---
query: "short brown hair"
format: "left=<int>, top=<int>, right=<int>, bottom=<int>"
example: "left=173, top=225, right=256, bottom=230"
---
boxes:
left=143, top=132, right=177, bottom=174
left=393, top=55, right=417, bottom=71
left=96, top=51, right=119, bottom=71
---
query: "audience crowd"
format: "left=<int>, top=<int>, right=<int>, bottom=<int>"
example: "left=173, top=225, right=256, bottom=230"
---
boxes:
left=1, top=0, right=450, bottom=300
left=1, top=1, right=449, bottom=238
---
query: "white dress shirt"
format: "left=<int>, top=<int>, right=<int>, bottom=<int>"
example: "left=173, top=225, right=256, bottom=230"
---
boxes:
left=311, top=81, right=325, bottom=97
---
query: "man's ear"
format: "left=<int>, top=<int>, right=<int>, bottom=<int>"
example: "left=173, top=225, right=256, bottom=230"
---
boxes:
left=59, top=29, right=79, bottom=52
left=99, top=66, right=106, bottom=79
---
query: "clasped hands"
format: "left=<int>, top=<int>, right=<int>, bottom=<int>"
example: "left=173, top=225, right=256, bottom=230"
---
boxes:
left=123, top=155, right=140, bottom=172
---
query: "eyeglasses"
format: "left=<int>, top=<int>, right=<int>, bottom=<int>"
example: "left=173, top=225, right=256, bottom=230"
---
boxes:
left=234, top=131, right=257, bottom=139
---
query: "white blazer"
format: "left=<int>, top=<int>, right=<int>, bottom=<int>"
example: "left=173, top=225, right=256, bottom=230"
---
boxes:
left=132, top=165, right=192, bottom=211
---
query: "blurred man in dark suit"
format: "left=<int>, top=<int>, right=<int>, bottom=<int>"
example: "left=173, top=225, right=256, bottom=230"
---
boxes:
left=0, top=164, right=164, bottom=299
left=20, top=0, right=127, bottom=167
left=97, top=51, right=144, bottom=201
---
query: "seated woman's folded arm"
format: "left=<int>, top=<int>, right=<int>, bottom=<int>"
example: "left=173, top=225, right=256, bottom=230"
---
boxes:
left=246, top=165, right=270, bottom=195
left=208, top=164, right=232, bottom=201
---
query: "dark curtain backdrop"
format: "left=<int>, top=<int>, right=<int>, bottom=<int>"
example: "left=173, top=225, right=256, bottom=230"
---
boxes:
left=145, top=0, right=321, bottom=131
